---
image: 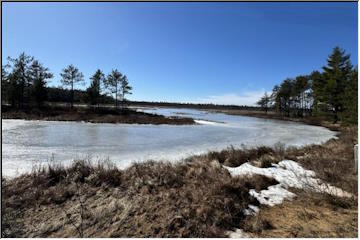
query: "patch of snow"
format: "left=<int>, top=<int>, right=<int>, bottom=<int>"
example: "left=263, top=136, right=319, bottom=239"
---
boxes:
left=243, top=204, right=260, bottom=216
left=250, top=184, right=296, bottom=207
left=227, top=228, right=250, bottom=238
left=224, top=159, right=352, bottom=207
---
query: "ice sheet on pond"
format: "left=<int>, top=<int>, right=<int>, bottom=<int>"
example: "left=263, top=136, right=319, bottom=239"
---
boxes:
left=2, top=108, right=337, bottom=177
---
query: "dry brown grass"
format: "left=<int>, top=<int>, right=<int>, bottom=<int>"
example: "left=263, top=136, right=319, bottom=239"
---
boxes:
left=241, top=194, right=357, bottom=238
left=2, top=158, right=277, bottom=237
left=206, top=145, right=278, bottom=167
left=240, top=125, right=358, bottom=238
left=286, top=126, right=358, bottom=195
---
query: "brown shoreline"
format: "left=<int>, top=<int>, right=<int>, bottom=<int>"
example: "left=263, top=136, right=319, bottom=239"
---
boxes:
left=1, top=105, right=195, bottom=125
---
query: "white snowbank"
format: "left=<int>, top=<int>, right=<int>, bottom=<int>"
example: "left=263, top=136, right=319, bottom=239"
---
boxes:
left=226, top=160, right=352, bottom=238
left=224, top=160, right=352, bottom=207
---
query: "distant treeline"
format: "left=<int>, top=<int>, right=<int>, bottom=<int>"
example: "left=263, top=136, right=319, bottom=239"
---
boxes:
left=0, top=52, right=262, bottom=112
left=2, top=48, right=357, bottom=124
left=128, top=100, right=262, bottom=110
left=1, top=53, right=132, bottom=109
left=256, top=47, right=358, bottom=124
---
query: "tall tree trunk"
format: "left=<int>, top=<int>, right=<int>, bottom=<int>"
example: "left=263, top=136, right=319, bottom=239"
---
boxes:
left=71, top=81, right=74, bottom=109
left=20, top=81, right=24, bottom=109
left=333, top=106, right=338, bottom=123
left=121, top=93, right=124, bottom=109
left=115, top=84, right=118, bottom=109
left=302, top=92, right=305, bottom=117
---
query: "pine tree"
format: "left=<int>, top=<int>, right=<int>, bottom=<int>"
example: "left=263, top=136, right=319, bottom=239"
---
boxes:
left=271, top=85, right=281, bottom=112
left=87, top=69, right=104, bottom=107
left=293, top=75, right=310, bottom=117
left=6, top=52, right=34, bottom=107
left=29, top=60, right=53, bottom=108
left=261, top=46, right=356, bottom=123
left=120, top=74, right=132, bottom=108
left=310, top=70, right=326, bottom=116
left=322, top=46, right=352, bottom=122
left=60, top=65, right=84, bottom=108
left=104, top=69, right=123, bottom=109
left=256, top=92, right=270, bottom=113
left=278, top=79, right=295, bottom=117
left=1, top=65, right=9, bottom=104
left=342, top=68, right=358, bottom=123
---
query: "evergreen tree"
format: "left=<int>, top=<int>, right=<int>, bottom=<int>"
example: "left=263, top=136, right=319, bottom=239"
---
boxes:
left=120, top=74, right=132, bottom=108
left=60, top=64, right=84, bottom=108
left=87, top=69, right=105, bottom=106
left=29, top=60, right=53, bottom=108
left=1, top=65, right=9, bottom=104
left=104, top=69, right=123, bottom=109
left=256, top=92, right=270, bottom=113
left=1, top=65, right=8, bottom=80
left=6, top=52, right=34, bottom=107
left=293, top=75, right=310, bottom=117
left=342, top=68, right=358, bottom=123
left=278, top=79, right=295, bottom=117
left=322, top=47, right=352, bottom=122
left=259, top=46, right=356, bottom=124
left=310, top=70, right=326, bottom=115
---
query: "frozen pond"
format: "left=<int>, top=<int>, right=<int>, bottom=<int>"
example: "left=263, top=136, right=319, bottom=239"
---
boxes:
left=2, top=108, right=337, bottom=177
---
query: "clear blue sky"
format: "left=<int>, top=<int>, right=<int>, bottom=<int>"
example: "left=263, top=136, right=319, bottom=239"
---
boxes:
left=2, top=2, right=358, bottom=105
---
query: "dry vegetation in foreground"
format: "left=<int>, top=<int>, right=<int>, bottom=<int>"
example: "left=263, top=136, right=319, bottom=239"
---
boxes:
left=241, top=193, right=357, bottom=238
left=2, top=158, right=277, bottom=237
left=1, top=105, right=195, bottom=125
left=1, top=125, right=358, bottom=237
left=215, top=126, right=358, bottom=238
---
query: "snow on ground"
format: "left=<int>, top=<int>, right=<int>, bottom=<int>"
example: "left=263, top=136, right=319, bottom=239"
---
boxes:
left=249, top=184, right=296, bottom=207
left=225, top=160, right=352, bottom=238
left=243, top=204, right=259, bottom=216
left=226, top=228, right=250, bottom=238
left=224, top=159, right=352, bottom=204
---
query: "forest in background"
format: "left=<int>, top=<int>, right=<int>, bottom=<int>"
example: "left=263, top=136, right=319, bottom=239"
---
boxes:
left=1, top=54, right=132, bottom=109
left=256, top=47, right=358, bottom=124
left=1, top=47, right=358, bottom=124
